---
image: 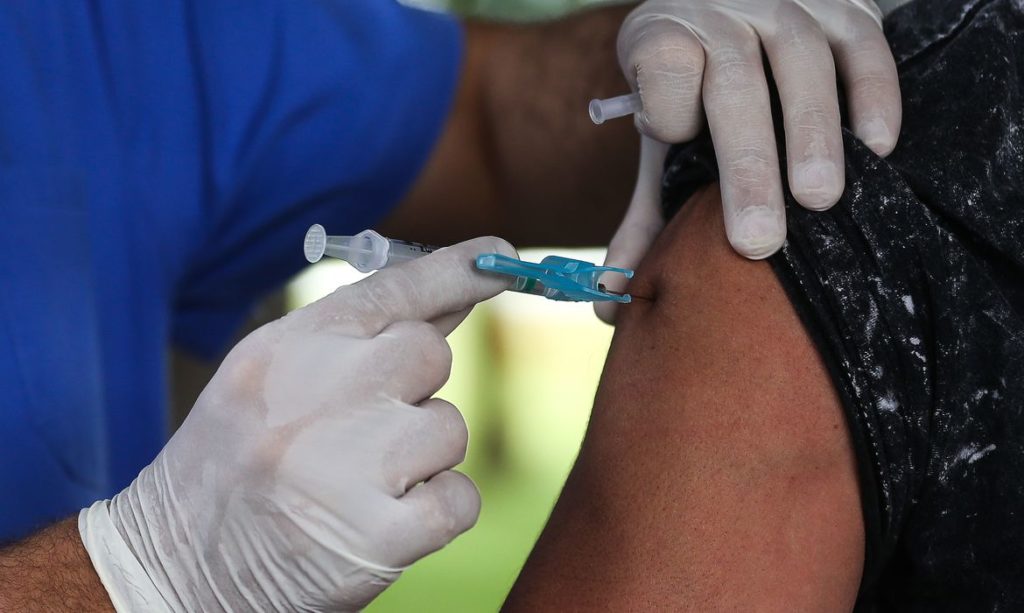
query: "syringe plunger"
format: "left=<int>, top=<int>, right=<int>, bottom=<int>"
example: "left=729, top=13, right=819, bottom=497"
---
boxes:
left=303, top=225, right=436, bottom=273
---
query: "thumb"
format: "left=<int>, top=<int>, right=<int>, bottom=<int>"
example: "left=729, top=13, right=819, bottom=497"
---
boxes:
left=596, top=137, right=669, bottom=325
left=617, top=12, right=706, bottom=143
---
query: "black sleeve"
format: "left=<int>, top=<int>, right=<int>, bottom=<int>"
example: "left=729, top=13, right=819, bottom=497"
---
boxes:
left=660, top=0, right=1024, bottom=608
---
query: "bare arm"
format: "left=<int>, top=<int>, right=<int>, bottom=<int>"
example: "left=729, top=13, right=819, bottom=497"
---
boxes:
left=0, top=518, right=112, bottom=611
left=504, top=184, right=864, bottom=610
left=379, top=6, right=640, bottom=247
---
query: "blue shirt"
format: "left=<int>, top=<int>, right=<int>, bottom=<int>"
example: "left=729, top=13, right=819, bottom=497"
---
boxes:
left=0, top=0, right=462, bottom=540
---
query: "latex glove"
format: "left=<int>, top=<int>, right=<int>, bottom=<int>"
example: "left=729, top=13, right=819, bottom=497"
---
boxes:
left=597, top=0, right=902, bottom=323
left=79, top=237, right=516, bottom=612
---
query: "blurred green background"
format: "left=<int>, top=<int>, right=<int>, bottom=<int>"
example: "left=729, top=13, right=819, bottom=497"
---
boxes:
left=288, top=5, right=621, bottom=612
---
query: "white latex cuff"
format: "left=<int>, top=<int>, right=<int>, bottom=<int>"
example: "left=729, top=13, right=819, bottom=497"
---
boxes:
left=79, top=500, right=171, bottom=613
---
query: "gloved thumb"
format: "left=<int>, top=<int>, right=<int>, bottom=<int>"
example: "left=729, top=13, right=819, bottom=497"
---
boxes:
left=618, top=15, right=706, bottom=144
left=596, top=137, right=669, bottom=324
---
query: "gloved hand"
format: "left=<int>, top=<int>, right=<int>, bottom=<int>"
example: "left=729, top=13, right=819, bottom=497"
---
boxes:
left=79, top=237, right=516, bottom=612
left=597, top=0, right=902, bottom=323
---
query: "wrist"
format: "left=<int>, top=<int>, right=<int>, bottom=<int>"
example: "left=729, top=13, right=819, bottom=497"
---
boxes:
left=0, top=517, right=115, bottom=612
left=79, top=499, right=172, bottom=612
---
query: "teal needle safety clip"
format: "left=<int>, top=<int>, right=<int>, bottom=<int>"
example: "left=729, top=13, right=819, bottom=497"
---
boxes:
left=475, top=253, right=634, bottom=303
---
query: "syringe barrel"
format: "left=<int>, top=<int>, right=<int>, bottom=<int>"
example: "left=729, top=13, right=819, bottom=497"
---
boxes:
left=382, top=237, right=436, bottom=267
left=323, top=230, right=387, bottom=273
left=336, top=230, right=437, bottom=272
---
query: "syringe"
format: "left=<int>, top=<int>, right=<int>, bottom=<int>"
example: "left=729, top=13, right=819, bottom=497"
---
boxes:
left=303, top=225, right=435, bottom=273
left=303, top=225, right=634, bottom=304
left=588, top=92, right=642, bottom=125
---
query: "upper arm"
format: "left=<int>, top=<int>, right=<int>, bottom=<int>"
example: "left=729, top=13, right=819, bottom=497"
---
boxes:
left=377, top=21, right=504, bottom=248
left=504, top=184, right=864, bottom=610
left=380, top=8, right=639, bottom=248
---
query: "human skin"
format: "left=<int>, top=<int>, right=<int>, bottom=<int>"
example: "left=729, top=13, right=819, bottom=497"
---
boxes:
left=0, top=8, right=635, bottom=610
left=504, top=183, right=865, bottom=610
left=379, top=6, right=639, bottom=248
left=0, top=519, right=113, bottom=612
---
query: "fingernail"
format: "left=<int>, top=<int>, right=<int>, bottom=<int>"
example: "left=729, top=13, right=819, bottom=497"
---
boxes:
left=731, top=206, right=786, bottom=260
left=793, top=159, right=842, bottom=210
left=858, top=117, right=895, bottom=156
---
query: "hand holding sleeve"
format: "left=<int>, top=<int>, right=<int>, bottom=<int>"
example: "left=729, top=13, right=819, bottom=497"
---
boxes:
left=605, top=0, right=901, bottom=269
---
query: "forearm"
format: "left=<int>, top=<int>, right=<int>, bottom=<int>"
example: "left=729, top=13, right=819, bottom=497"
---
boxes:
left=479, top=5, right=639, bottom=246
left=381, top=6, right=640, bottom=247
left=0, top=518, right=113, bottom=611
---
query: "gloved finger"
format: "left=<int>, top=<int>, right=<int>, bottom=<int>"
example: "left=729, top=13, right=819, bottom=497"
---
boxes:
left=373, top=321, right=453, bottom=403
left=430, top=307, right=473, bottom=337
left=703, top=31, right=788, bottom=259
left=392, top=470, right=481, bottom=566
left=383, top=398, right=469, bottom=496
left=618, top=16, right=706, bottom=143
left=819, top=3, right=902, bottom=156
left=595, top=137, right=669, bottom=325
left=301, top=237, right=517, bottom=337
left=759, top=7, right=845, bottom=211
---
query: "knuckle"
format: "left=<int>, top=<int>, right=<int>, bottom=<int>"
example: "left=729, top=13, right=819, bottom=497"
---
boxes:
left=629, top=23, right=704, bottom=71
left=849, top=70, right=897, bottom=102
left=770, top=4, right=829, bottom=48
left=637, top=60, right=704, bottom=99
left=359, top=283, right=402, bottom=329
left=842, top=35, right=892, bottom=66
left=412, top=488, right=450, bottom=538
left=423, top=474, right=480, bottom=540
left=429, top=400, right=469, bottom=457
left=787, top=102, right=841, bottom=155
left=621, top=22, right=707, bottom=141
left=218, top=335, right=268, bottom=392
left=834, top=35, right=893, bottom=80
left=834, top=4, right=885, bottom=42
left=705, top=40, right=760, bottom=89
left=306, top=285, right=370, bottom=335
left=723, top=147, right=777, bottom=187
left=635, top=73, right=704, bottom=143
left=846, top=0, right=884, bottom=24
left=368, top=273, right=417, bottom=313
left=705, top=82, right=766, bottom=120
left=410, top=322, right=451, bottom=362
left=789, top=95, right=834, bottom=121
left=706, top=83, right=763, bottom=117
left=775, top=42, right=835, bottom=80
left=639, top=113, right=703, bottom=144
left=795, top=125, right=838, bottom=161
left=388, top=321, right=452, bottom=383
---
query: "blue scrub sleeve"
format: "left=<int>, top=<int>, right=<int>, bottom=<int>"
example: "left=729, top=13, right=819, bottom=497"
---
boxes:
left=172, top=1, right=463, bottom=358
